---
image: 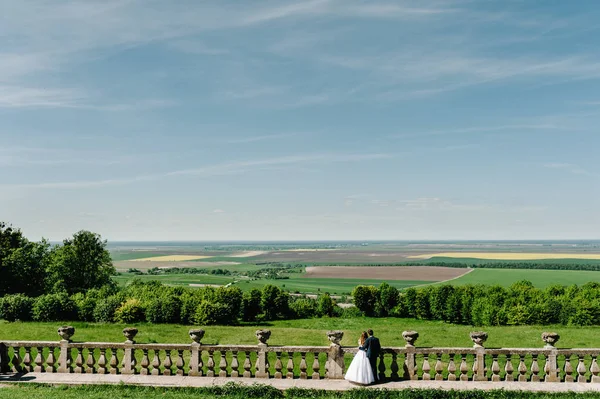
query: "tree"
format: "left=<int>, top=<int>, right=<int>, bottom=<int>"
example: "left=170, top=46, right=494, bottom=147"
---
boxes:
left=261, top=285, right=288, bottom=320
left=242, top=288, right=262, bottom=321
left=0, top=222, right=49, bottom=297
left=377, top=283, right=399, bottom=317
left=317, top=293, right=335, bottom=317
left=352, top=285, right=379, bottom=317
left=47, top=230, right=115, bottom=294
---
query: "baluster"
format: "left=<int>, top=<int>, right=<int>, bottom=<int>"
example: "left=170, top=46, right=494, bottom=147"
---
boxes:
left=299, top=352, right=308, bottom=379
left=46, top=347, right=56, bottom=373
left=109, top=348, right=119, bottom=374
left=378, top=353, right=386, bottom=381
left=565, top=356, right=574, bottom=382
left=140, top=349, right=150, bottom=375
left=274, top=352, right=283, bottom=379
left=422, top=354, right=431, bottom=380
left=459, top=354, right=468, bottom=381
left=163, top=350, right=173, bottom=376
left=531, top=354, right=540, bottom=382
left=219, top=350, right=228, bottom=377
left=447, top=354, right=457, bottom=381
left=518, top=355, right=527, bottom=382
left=435, top=353, right=443, bottom=381
left=243, top=351, right=252, bottom=378
left=22, top=347, right=32, bottom=373
left=73, top=348, right=84, bottom=373
left=472, top=355, right=477, bottom=381
left=198, top=349, right=204, bottom=376
left=390, top=352, right=400, bottom=381
left=591, top=356, right=600, bottom=383
left=491, top=354, right=500, bottom=382
left=286, top=352, right=294, bottom=379
left=312, top=353, right=320, bottom=379
left=176, top=350, right=185, bottom=376
left=97, top=349, right=107, bottom=374
left=11, top=346, right=22, bottom=373
left=577, top=356, right=587, bottom=383
left=231, top=351, right=239, bottom=378
left=505, top=355, right=514, bottom=381
left=151, top=350, right=161, bottom=376
left=34, top=347, right=45, bottom=373
left=85, top=349, right=95, bottom=374
left=207, top=350, right=215, bottom=377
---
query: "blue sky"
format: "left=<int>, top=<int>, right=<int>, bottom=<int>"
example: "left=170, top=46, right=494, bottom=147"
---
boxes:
left=1, top=0, right=600, bottom=241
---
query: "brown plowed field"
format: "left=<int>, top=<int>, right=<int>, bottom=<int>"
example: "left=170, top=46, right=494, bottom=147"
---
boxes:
left=303, top=266, right=469, bottom=281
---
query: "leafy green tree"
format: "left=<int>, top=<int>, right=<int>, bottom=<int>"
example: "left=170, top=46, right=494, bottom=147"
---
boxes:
left=289, top=297, right=317, bottom=319
left=0, top=222, right=50, bottom=297
left=317, top=293, right=335, bottom=317
left=261, top=285, right=288, bottom=320
left=242, top=288, right=262, bottom=321
left=377, top=282, right=399, bottom=317
left=351, top=285, right=379, bottom=317
left=47, top=230, right=115, bottom=294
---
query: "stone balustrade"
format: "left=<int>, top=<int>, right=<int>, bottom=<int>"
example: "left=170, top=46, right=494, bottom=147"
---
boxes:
left=1, top=327, right=600, bottom=384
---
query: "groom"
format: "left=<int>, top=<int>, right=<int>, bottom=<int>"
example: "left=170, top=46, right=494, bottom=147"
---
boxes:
left=362, top=329, right=381, bottom=383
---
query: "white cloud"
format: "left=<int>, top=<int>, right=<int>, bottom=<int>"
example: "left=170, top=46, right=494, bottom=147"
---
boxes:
left=223, top=133, right=296, bottom=144
left=543, top=163, right=592, bottom=176
left=212, top=209, right=226, bottom=214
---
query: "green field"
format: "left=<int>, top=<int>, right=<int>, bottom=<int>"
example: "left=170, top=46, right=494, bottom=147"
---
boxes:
left=113, top=273, right=428, bottom=295
left=3, top=384, right=600, bottom=399
left=2, top=318, right=599, bottom=348
left=445, top=268, right=600, bottom=288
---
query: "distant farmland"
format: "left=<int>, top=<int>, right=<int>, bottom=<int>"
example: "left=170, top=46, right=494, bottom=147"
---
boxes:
left=441, top=268, right=600, bottom=288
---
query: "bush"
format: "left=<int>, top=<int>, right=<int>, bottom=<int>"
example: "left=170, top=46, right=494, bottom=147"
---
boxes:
left=194, top=300, right=233, bottom=325
left=316, top=294, right=335, bottom=317
left=72, top=293, right=97, bottom=322
left=32, top=292, right=76, bottom=321
left=114, top=298, right=145, bottom=323
left=289, top=297, right=317, bottom=319
left=146, top=294, right=182, bottom=324
left=340, top=306, right=363, bottom=318
left=0, top=294, right=34, bottom=321
left=242, top=288, right=262, bottom=322
left=93, top=295, right=122, bottom=323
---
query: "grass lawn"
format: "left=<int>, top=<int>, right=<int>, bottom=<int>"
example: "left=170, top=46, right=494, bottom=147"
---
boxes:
left=3, top=384, right=600, bottom=399
left=445, top=268, right=600, bottom=288
left=112, top=273, right=429, bottom=295
left=2, top=318, right=600, bottom=349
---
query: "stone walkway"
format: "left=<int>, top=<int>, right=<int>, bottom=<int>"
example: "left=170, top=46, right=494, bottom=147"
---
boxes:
left=2, top=373, right=600, bottom=392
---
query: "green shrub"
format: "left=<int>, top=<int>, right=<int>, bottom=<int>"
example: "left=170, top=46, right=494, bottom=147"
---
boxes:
left=340, top=306, right=363, bottom=318
left=32, top=292, right=76, bottom=321
left=0, top=294, right=34, bottom=321
left=194, top=300, right=232, bottom=325
left=71, top=293, right=97, bottom=322
left=146, top=294, right=181, bottom=324
left=290, top=297, right=317, bottom=319
left=114, top=298, right=145, bottom=323
left=93, top=295, right=122, bottom=323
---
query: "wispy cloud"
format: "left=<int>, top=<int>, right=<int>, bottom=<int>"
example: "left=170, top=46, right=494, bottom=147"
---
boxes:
left=543, top=163, right=592, bottom=176
left=2, top=152, right=393, bottom=190
left=223, top=133, right=297, bottom=144
left=389, top=124, right=562, bottom=139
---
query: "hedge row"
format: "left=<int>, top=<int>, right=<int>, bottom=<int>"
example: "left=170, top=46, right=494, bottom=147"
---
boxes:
left=0, top=280, right=350, bottom=325
left=353, top=281, right=600, bottom=326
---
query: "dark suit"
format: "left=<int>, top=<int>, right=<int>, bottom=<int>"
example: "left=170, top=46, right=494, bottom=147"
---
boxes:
left=362, top=336, right=381, bottom=382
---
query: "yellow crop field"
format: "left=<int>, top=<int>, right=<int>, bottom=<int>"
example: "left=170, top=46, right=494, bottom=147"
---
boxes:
left=409, top=252, right=600, bottom=260
left=130, top=255, right=213, bottom=262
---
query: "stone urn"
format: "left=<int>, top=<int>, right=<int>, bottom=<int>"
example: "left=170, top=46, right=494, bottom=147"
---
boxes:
left=470, top=331, right=488, bottom=348
left=57, top=326, right=75, bottom=342
left=256, top=329, right=271, bottom=345
left=123, top=327, right=138, bottom=343
left=402, top=330, right=419, bottom=347
left=327, top=330, right=344, bottom=346
left=189, top=329, right=205, bottom=344
left=542, top=332, right=560, bottom=348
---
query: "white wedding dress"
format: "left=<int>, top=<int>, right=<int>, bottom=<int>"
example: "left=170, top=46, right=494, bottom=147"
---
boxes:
left=344, top=340, right=375, bottom=385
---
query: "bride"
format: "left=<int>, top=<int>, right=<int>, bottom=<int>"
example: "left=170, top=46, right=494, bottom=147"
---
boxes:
left=344, top=331, right=375, bottom=385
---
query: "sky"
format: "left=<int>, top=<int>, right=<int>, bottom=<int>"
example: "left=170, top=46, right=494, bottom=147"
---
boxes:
left=1, top=0, right=600, bottom=241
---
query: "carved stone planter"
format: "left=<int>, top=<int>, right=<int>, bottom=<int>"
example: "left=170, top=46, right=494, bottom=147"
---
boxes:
left=542, top=332, right=560, bottom=348
left=123, top=327, right=138, bottom=343
left=57, top=326, right=75, bottom=342
left=189, top=329, right=205, bottom=344
left=470, top=331, right=488, bottom=348
left=402, top=330, right=419, bottom=347
left=256, top=329, right=271, bottom=345
left=327, top=330, right=344, bottom=346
